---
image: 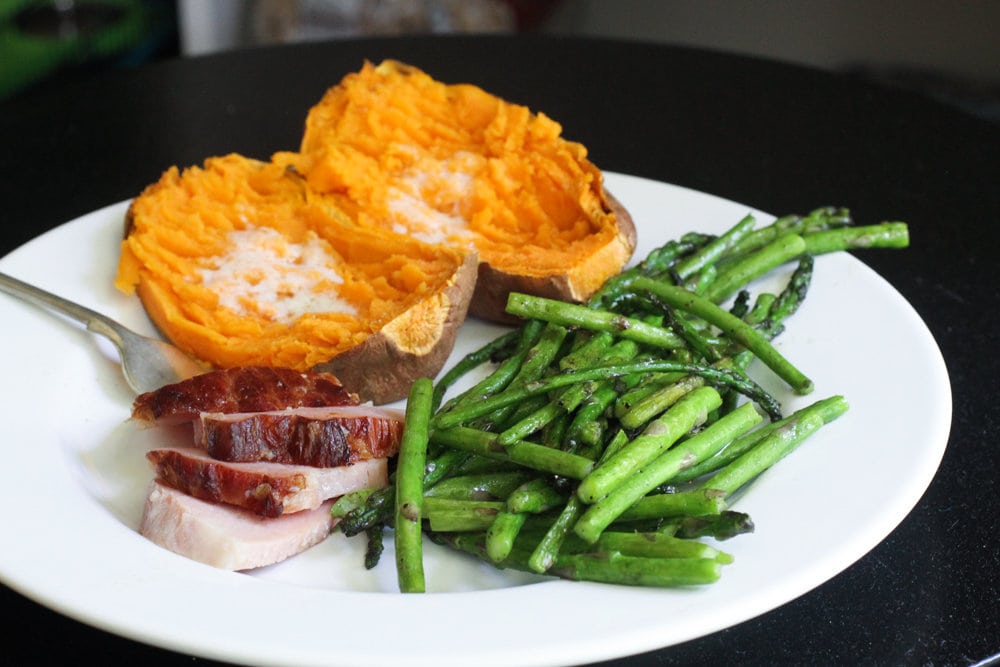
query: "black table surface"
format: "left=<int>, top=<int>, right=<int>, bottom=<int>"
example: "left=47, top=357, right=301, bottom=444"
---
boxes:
left=1, top=34, right=997, bottom=667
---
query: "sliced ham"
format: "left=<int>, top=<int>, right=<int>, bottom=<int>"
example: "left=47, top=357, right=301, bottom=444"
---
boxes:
left=147, top=447, right=388, bottom=517
left=194, top=405, right=405, bottom=467
left=140, top=480, right=339, bottom=571
left=131, top=366, right=359, bottom=425
left=131, top=365, right=402, bottom=569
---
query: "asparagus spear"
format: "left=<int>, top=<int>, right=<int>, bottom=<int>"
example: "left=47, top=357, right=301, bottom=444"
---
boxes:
left=670, top=511, right=756, bottom=540
left=423, top=497, right=506, bottom=531
left=364, top=525, right=385, bottom=570
left=549, top=551, right=723, bottom=587
left=724, top=207, right=851, bottom=258
left=701, top=412, right=827, bottom=497
left=423, top=471, right=533, bottom=501
left=337, top=486, right=395, bottom=537
left=618, top=358, right=735, bottom=430
left=505, top=293, right=687, bottom=349
left=702, top=233, right=807, bottom=304
left=505, top=477, right=566, bottom=514
left=576, top=386, right=723, bottom=504
left=615, top=488, right=727, bottom=521
left=595, top=531, right=733, bottom=563
left=574, top=402, right=762, bottom=543
left=527, top=494, right=586, bottom=573
left=674, top=214, right=757, bottom=280
left=670, top=395, right=848, bottom=484
left=486, top=511, right=528, bottom=563
left=801, top=222, right=909, bottom=255
left=431, top=328, right=521, bottom=409
left=430, top=426, right=595, bottom=479
left=633, top=277, right=815, bottom=395
left=394, top=377, right=434, bottom=593
left=436, top=319, right=544, bottom=414
left=434, top=532, right=725, bottom=587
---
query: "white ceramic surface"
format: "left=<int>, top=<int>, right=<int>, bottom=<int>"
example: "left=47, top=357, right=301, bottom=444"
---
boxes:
left=0, top=173, right=951, bottom=667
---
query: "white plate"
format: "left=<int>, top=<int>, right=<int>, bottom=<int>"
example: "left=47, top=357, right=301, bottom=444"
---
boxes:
left=0, top=173, right=951, bottom=667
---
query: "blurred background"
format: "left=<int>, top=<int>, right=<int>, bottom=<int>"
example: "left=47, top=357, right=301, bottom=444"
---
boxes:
left=1, top=0, right=998, bottom=122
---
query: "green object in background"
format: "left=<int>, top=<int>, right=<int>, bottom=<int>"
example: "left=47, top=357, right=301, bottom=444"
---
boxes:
left=0, top=0, right=174, bottom=99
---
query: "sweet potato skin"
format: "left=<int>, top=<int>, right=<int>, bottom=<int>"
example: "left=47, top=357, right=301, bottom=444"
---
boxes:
left=313, top=250, right=478, bottom=404
left=469, top=190, right=636, bottom=324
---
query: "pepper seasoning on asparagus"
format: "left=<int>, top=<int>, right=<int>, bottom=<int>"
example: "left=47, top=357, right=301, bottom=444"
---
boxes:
left=331, top=206, right=909, bottom=591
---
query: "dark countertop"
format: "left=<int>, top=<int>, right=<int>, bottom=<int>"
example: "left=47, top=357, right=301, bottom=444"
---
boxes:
left=1, top=34, right=997, bottom=666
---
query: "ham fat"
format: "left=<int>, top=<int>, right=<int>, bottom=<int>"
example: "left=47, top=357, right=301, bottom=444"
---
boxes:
left=140, top=480, right=338, bottom=570
left=131, top=366, right=358, bottom=424
left=147, top=447, right=388, bottom=517
left=194, top=405, right=404, bottom=466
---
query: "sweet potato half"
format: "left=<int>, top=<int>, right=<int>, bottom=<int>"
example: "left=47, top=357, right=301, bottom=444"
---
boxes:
left=280, top=60, right=636, bottom=323
left=115, top=154, right=477, bottom=404
left=116, top=61, right=635, bottom=401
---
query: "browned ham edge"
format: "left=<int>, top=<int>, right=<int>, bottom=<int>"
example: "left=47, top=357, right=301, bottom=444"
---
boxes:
left=147, top=447, right=388, bottom=517
left=140, top=480, right=339, bottom=571
left=131, top=366, right=359, bottom=425
left=194, top=405, right=404, bottom=467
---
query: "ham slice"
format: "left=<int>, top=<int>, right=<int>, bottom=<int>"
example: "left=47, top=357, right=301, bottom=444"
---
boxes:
left=132, top=365, right=400, bottom=569
left=131, top=366, right=359, bottom=425
left=140, top=480, right=339, bottom=571
left=194, top=405, right=404, bottom=466
left=147, top=447, right=388, bottom=517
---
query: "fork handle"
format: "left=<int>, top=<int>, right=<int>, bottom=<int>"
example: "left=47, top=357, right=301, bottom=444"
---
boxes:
left=0, top=270, right=125, bottom=346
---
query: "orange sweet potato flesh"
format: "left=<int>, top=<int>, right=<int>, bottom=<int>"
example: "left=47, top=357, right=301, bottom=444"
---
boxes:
left=115, top=154, right=477, bottom=403
left=116, top=61, right=634, bottom=401
left=278, top=60, right=636, bottom=323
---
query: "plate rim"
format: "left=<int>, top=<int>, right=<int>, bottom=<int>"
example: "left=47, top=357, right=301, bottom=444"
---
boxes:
left=0, top=172, right=952, bottom=666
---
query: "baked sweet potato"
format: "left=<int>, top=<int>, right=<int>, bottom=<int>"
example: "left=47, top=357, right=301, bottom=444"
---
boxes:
left=280, top=60, right=636, bottom=323
left=115, top=154, right=477, bottom=404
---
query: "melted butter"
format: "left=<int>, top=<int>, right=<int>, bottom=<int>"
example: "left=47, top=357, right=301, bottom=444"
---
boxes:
left=385, top=148, right=478, bottom=245
left=199, top=227, right=357, bottom=322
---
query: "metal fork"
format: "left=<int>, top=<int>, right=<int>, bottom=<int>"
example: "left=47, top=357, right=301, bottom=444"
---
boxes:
left=0, top=270, right=203, bottom=394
